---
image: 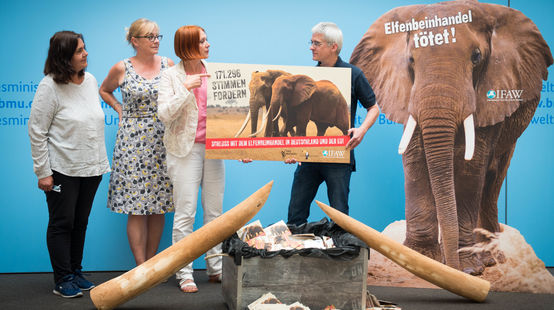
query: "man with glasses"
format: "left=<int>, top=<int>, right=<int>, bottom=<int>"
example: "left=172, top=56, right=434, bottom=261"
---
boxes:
left=286, top=22, right=379, bottom=226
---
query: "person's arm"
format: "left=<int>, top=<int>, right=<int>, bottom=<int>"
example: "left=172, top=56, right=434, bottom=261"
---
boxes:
left=345, top=71, right=380, bottom=150
left=28, top=82, right=56, bottom=191
left=158, top=70, right=193, bottom=125
left=99, top=61, right=125, bottom=122
left=345, top=103, right=379, bottom=150
left=157, top=68, right=210, bottom=125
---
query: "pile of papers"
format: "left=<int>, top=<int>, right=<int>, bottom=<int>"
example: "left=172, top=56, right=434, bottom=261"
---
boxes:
left=237, top=220, right=334, bottom=251
left=247, top=293, right=311, bottom=310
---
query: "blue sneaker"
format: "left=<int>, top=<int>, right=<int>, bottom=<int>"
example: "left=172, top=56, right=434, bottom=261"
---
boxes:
left=73, top=269, right=95, bottom=290
left=53, top=275, right=83, bottom=298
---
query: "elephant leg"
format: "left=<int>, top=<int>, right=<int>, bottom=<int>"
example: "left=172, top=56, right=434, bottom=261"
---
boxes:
left=402, top=129, right=442, bottom=262
left=292, top=103, right=311, bottom=137
left=266, top=117, right=279, bottom=137
left=454, top=128, right=504, bottom=274
left=453, top=131, right=487, bottom=275
left=479, top=143, right=514, bottom=234
left=474, top=143, right=515, bottom=268
left=295, top=118, right=309, bottom=136
left=282, top=114, right=296, bottom=136
left=281, top=122, right=295, bottom=137
left=316, top=122, right=329, bottom=136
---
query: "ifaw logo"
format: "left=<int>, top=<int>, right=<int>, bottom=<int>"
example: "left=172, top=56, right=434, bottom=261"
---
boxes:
left=487, top=89, right=523, bottom=102
left=322, top=150, right=345, bottom=158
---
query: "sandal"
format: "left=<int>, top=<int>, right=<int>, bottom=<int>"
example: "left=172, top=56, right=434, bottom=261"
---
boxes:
left=179, top=279, right=198, bottom=293
left=208, top=274, right=222, bottom=283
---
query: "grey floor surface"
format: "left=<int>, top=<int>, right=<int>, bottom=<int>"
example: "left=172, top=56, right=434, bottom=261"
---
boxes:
left=1, top=270, right=553, bottom=309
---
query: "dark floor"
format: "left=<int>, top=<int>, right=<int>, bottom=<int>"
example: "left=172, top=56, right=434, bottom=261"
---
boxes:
left=1, top=270, right=553, bottom=309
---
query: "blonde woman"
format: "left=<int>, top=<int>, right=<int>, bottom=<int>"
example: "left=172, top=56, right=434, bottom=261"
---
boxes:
left=100, top=18, right=174, bottom=266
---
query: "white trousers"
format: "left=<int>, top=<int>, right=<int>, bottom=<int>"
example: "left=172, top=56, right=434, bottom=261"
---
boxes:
left=167, top=143, right=224, bottom=282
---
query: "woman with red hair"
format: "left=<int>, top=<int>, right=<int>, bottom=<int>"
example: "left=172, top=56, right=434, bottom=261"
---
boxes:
left=158, top=25, right=222, bottom=293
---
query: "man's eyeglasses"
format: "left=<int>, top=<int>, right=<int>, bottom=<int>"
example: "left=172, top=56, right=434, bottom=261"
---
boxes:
left=310, top=40, right=328, bottom=47
left=136, top=35, right=163, bottom=42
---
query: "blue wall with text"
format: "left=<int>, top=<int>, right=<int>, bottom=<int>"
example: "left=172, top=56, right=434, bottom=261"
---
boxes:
left=0, top=0, right=552, bottom=273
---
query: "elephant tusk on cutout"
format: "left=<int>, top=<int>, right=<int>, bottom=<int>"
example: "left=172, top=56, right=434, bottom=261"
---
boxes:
left=235, top=110, right=251, bottom=138
left=463, top=114, right=475, bottom=160
left=398, top=115, right=417, bottom=154
left=250, top=108, right=269, bottom=137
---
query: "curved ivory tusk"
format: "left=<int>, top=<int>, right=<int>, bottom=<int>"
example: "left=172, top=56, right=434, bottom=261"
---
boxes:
left=91, top=181, right=274, bottom=310
left=250, top=107, right=269, bottom=137
left=463, top=114, right=475, bottom=160
left=398, top=115, right=417, bottom=155
left=315, top=200, right=490, bottom=302
left=235, top=110, right=251, bottom=138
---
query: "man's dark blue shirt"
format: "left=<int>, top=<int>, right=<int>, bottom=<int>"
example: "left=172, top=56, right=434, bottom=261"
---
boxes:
left=318, top=56, right=376, bottom=170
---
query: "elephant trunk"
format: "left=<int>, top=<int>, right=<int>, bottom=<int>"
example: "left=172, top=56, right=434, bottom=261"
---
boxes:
left=272, top=104, right=282, bottom=123
left=265, top=98, right=282, bottom=137
left=400, top=113, right=475, bottom=161
left=250, top=108, right=268, bottom=137
left=419, top=108, right=460, bottom=270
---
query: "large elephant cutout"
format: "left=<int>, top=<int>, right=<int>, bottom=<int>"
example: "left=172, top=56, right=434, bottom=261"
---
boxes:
left=265, top=74, right=350, bottom=137
left=350, top=0, right=552, bottom=274
left=235, top=70, right=290, bottom=137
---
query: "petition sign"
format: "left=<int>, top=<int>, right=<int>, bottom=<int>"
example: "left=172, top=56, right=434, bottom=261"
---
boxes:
left=205, top=62, right=351, bottom=163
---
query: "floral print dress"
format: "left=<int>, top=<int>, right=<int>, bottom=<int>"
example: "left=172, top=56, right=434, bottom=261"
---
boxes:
left=108, top=57, right=174, bottom=215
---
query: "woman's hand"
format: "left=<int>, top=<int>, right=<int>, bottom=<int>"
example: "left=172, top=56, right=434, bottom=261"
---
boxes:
left=284, top=158, right=298, bottom=164
left=183, top=73, right=210, bottom=91
left=38, top=176, right=54, bottom=192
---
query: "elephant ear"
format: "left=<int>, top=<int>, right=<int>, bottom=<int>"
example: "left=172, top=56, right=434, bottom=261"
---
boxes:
left=475, top=4, right=553, bottom=127
left=290, top=75, right=317, bottom=107
left=350, top=5, right=424, bottom=125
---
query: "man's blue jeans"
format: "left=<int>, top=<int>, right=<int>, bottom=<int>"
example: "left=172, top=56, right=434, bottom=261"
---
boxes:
left=287, top=162, right=353, bottom=225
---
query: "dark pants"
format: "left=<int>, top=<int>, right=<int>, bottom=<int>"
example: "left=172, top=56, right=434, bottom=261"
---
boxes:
left=287, top=163, right=352, bottom=226
left=45, top=171, right=102, bottom=284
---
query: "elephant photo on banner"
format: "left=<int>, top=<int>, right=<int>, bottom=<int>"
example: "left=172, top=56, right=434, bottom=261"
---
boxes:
left=351, top=0, right=552, bottom=277
left=235, top=70, right=291, bottom=138
left=265, top=74, right=350, bottom=138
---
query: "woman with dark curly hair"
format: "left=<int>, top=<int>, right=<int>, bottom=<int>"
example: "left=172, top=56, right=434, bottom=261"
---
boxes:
left=28, top=31, right=110, bottom=298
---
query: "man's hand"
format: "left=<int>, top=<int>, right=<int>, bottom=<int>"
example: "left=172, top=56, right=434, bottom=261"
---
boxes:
left=345, top=104, right=379, bottom=150
left=345, top=127, right=366, bottom=150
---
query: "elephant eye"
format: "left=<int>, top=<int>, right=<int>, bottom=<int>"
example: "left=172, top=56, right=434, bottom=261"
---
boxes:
left=471, top=49, right=482, bottom=65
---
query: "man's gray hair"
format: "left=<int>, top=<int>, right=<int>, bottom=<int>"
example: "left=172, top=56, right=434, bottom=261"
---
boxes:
left=312, top=22, right=343, bottom=55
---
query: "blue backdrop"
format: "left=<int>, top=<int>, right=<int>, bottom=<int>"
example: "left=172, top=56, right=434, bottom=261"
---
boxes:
left=0, top=0, right=552, bottom=273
